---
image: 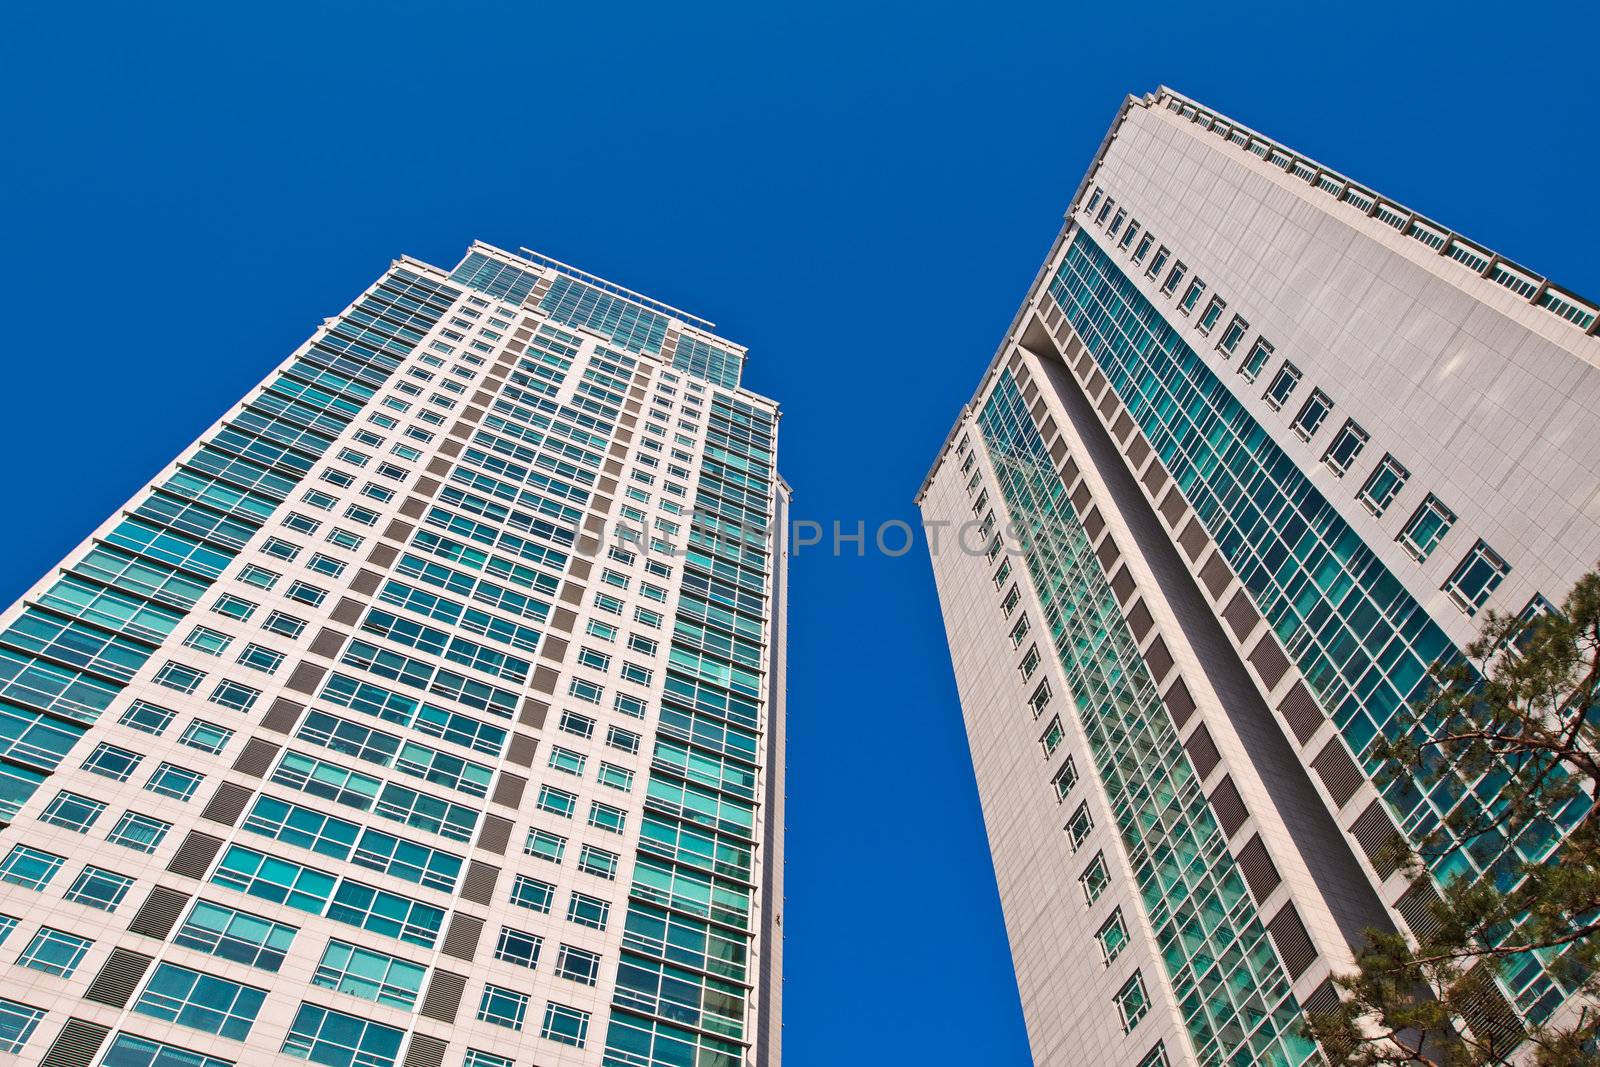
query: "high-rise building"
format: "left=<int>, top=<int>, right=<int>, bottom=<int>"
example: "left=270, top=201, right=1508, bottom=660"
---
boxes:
left=917, top=87, right=1600, bottom=1066
left=0, top=243, right=786, bottom=1067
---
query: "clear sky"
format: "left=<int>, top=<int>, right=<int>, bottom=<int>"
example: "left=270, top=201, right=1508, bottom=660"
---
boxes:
left=3, top=2, right=1598, bottom=1063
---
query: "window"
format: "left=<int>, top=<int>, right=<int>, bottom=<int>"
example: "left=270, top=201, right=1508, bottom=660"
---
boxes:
left=1217, top=314, right=1249, bottom=355
left=312, top=940, right=426, bottom=1009
left=578, top=844, right=619, bottom=880
left=261, top=537, right=301, bottom=562
left=264, top=610, right=308, bottom=638
left=1444, top=540, right=1510, bottom=616
left=175, top=900, right=298, bottom=970
left=1132, top=233, right=1153, bottom=263
left=1398, top=494, right=1457, bottom=562
left=120, top=699, right=176, bottom=735
left=83, top=741, right=142, bottom=781
left=1067, top=803, right=1094, bottom=852
left=210, top=678, right=260, bottom=712
left=287, top=581, right=327, bottom=607
left=494, top=925, right=543, bottom=969
left=65, top=865, right=134, bottom=911
left=478, top=984, right=529, bottom=1030
left=308, top=553, right=347, bottom=577
left=1116, top=972, right=1151, bottom=1031
left=1179, top=278, right=1207, bottom=314
left=40, top=790, right=105, bottom=832
left=1080, top=855, right=1111, bottom=906
left=1292, top=388, right=1333, bottom=440
left=146, top=761, right=205, bottom=801
left=465, top=1052, right=511, bottom=1067
left=181, top=719, right=235, bottom=754
left=0, top=998, right=44, bottom=1054
left=1358, top=454, right=1410, bottom=516
left=589, top=801, right=627, bottom=833
left=154, top=661, right=207, bottom=694
left=1040, top=717, right=1064, bottom=757
left=568, top=891, right=610, bottom=930
left=549, top=747, right=587, bottom=776
left=108, top=810, right=171, bottom=853
left=103, top=1035, right=232, bottom=1067
left=134, top=962, right=266, bottom=1039
left=1239, top=336, right=1273, bottom=382
left=1118, top=219, right=1140, bottom=249
left=1263, top=362, right=1302, bottom=410
left=569, top=678, right=603, bottom=705
left=1052, top=757, right=1079, bottom=801
left=282, top=1003, right=405, bottom=1067
left=1098, top=908, right=1130, bottom=963
left=17, top=927, right=92, bottom=977
left=1160, top=260, right=1187, bottom=295
left=239, top=564, right=280, bottom=590
left=586, top=619, right=618, bottom=642
left=526, top=828, right=567, bottom=863
left=1146, top=245, right=1170, bottom=278
left=1106, top=208, right=1126, bottom=238
left=555, top=944, right=600, bottom=986
left=0, top=845, right=63, bottom=890
left=537, top=785, right=577, bottom=818
left=1009, top=614, right=1030, bottom=648
left=213, top=594, right=257, bottom=621
left=598, top=762, right=635, bottom=791
left=578, top=646, right=612, bottom=671
left=1137, top=1044, right=1171, bottom=1067
left=510, top=874, right=555, bottom=913
left=559, top=710, right=596, bottom=740
left=1000, top=584, right=1021, bottom=616
left=541, top=1003, right=591, bottom=1048
left=1323, top=420, right=1369, bottom=476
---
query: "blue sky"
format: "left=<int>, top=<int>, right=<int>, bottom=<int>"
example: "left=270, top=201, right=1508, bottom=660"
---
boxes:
left=3, top=2, right=1598, bottom=1063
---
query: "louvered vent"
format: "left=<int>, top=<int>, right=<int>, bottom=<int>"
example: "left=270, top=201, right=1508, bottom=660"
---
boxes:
left=1235, top=834, right=1282, bottom=902
left=491, top=771, right=527, bottom=809
left=1278, top=681, right=1326, bottom=745
left=128, top=886, right=191, bottom=940
left=1163, top=679, right=1196, bottom=730
left=232, top=737, right=281, bottom=778
left=83, top=948, right=154, bottom=1008
left=1208, top=776, right=1249, bottom=839
left=200, top=782, right=253, bottom=826
left=1350, top=800, right=1406, bottom=880
left=1395, top=880, right=1445, bottom=941
left=419, top=970, right=467, bottom=1023
left=476, top=815, right=511, bottom=855
left=39, top=1019, right=109, bottom=1067
left=441, top=912, right=483, bottom=961
left=459, top=861, right=500, bottom=906
left=260, top=697, right=305, bottom=734
left=166, top=831, right=224, bottom=880
left=1222, top=590, right=1259, bottom=640
left=1311, top=740, right=1363, bottom=809
left=1248, top=633, right=1290, bottom=689
left=1184, top=724, right=1221, bottom=779
left=403, top=1034, right=448, bottom=1067
left=1267, top=904, right=1317, bottom=979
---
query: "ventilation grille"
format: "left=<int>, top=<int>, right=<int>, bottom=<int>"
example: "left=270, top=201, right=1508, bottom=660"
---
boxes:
left=1311, top=739, right=1364, bottom=810
left=491, top=771, right=526, bottom=810
left=1267, top=903, right=1318, bottom=979
left=1163, top=679, right=1196, bottom=730
left=1208, top=776, right=1248, bottom=839
left=1110, top=565, right=1136, bottom=605
left=1350, top=800, right=1406, bottom=880
left=1178, top=518, right=1209, bottom=560
left=39, top=1019, right=109, bottom=1067
left=459, top=861, right=499, bottom=906
left=1159, top=486, right=1187, bottom=527
left=1139, top=459, right=1168, bottom=499
left=1455, top=965, right=1524, bottom=1057
left=1278, top=681, right=1326, bottom=745
left=1222, top=590, right=1259, bottom=640
left=1248, top=633, right=1291, bottom=689
left=506, top=733, right=539, bottom=767
left=128, top=886, right=191, bottom=940
left=1395, top=880, right=1445, bottom=941
left=200, top=782, right=253, bottom=826
left=84, top=947, right=155, bottom=1008
left=166, top=831, right=224, bottom=881
left=1184, top=724, right=1221, bottom=779
left=1141, top=637, right=1173, bottom=683
left=419, top=970, right=467, bottom=1024
left=477, top=815, right=512, bottom=855
left=441, top=912, right=483, bottom=961
left=1235, top=834, right=1282, bottom=902
left=403, top=1034, right=448, bottom=1067
left=1202, top=554, right=1234, bottom=601
left=1125, top=601, right=1154, bottom=642
left=260, top=697, right=305, bottom=734
left=232, top=737, right=281, bottom=778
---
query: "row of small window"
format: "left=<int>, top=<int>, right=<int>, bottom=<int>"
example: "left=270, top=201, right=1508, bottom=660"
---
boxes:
left=567, top=673, right=652, bottom=722
left=474, top=984, right=593, bottom=1046
left=151, top=660, right=261, bottom=711
left=546, top=744, right=636, bottom=790
left=235, top=560, right=328, bottom=606
left=1085, top=187, right=1516, bottom=619
left=575, top=643, right=656, bottom=685
left=509, top=872, right=614, bottom=933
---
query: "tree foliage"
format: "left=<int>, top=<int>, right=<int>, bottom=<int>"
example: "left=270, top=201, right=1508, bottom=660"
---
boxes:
left=1306, top=571, right=1600, bottom=1065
